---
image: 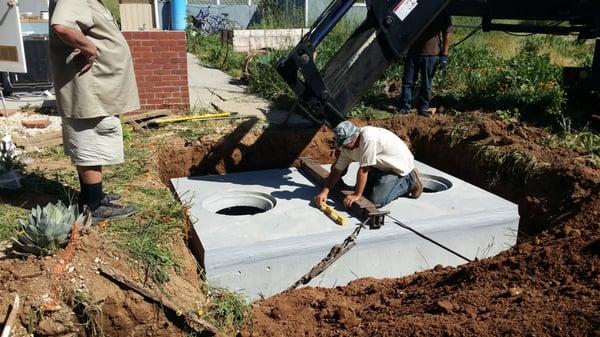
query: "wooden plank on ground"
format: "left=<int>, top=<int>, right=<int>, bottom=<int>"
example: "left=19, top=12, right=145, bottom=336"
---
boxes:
left=1, top=294, right=21, bottom=337
left=14, top=130, right=63, bottom=149
left=122, top=110, right=171, bottom=123
left=99, top=266, right=223, bottom=336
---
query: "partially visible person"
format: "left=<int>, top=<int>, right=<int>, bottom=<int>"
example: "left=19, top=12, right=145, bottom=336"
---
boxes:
left=1, top=72, right=11, bottom=97
left=398, top=12, right=452, bottom=116
left=49, top=0, right=140, bottom=221
left=314, top=121, right=422, bottom=208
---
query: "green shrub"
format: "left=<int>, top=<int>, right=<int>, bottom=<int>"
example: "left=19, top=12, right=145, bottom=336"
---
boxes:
left=250, top=0, right=304, bottom=29
left=435, top=39, right=566, bottom=119
left=186, top=32, right=245, bottom=77
left=245, top=50, right=292, bottom=102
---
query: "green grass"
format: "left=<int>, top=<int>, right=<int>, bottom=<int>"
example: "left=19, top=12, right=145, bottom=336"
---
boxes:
left=0, top=206, right=27, bottom=244
left=472, top=144, right=540, bottom=186
left=544, top=117, right=600, bottom=167
left=248, top=4, right=304, bottom=29
left=105, top=143, right=185, bottom=285
left=201, top=283, right=251, bottom=334
left=187, top=33, right=245, bottom=78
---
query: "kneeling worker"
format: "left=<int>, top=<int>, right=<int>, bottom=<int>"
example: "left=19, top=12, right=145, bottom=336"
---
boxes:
left=314, top=121, right=423, bottom=208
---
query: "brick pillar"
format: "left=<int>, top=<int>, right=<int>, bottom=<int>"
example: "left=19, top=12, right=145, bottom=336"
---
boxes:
left=123, top=31, right=190, bottom=111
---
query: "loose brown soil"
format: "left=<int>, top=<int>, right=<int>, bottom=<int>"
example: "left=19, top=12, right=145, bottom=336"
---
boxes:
left=238, top=115, right=600, bottom=337
left=1, top=112, right=599, bottom=336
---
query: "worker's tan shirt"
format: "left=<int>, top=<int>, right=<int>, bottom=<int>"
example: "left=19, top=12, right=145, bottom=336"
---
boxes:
left=49, top=0, right=140, bottom=118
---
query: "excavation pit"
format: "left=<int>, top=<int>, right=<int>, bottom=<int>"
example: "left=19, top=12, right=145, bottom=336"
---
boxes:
left=172, top=161, right=519, bottom=299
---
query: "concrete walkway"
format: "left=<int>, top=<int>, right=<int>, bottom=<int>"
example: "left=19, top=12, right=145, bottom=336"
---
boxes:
left=186, top=53, right=311, bottom=127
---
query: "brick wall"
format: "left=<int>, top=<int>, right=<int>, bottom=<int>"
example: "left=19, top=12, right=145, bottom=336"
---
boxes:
left=123, top=31, right=190, bottom=111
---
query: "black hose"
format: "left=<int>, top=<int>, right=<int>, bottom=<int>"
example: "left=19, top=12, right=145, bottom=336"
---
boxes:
left=450, top=24, right=482, bottom=50
left=386, top=214, right=473, bottom=263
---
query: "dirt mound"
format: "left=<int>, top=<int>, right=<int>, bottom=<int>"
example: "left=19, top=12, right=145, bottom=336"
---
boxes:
left=0, top=210, right=202, bottom=336
left=241, top=114, right=600, bottom=337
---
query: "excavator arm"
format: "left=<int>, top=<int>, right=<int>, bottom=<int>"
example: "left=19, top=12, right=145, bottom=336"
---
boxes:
left=276, top=0, right=600, bottom=128
left=276, top=0, right=454, bottom=128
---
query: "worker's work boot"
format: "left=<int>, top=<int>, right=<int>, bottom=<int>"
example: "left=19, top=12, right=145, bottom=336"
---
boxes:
left=105, top=192, right=121, bottom=201
left=91, top=201, right=137, bottom=223
left=418, top=110, right=432, bottom=117
left=78, top=192, right=120, bottom=214
left=409, top=170, right=423, bottom=199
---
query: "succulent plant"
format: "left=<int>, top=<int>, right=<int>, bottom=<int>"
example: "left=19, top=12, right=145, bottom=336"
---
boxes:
left=12, top=201, right=82, bottom=256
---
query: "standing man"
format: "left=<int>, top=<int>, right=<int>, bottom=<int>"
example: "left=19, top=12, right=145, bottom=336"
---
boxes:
left=314, top=121, right=423, bottom=208
left=398, top=12, right=452, bottom=116
left=49, top=0, right=139, bottom=221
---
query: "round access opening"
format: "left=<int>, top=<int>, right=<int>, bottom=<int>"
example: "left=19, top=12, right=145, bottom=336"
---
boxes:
left=420, top=174, right=453, bottom=193
left=202, top=191, right=277, bottom=216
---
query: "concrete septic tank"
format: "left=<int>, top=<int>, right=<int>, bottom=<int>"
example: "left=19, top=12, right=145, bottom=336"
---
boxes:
left=171, top=161, right=519, bottom=299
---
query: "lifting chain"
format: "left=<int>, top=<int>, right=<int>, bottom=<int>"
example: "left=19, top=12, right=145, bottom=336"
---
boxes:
left=286, top=218, right=368, bottom=292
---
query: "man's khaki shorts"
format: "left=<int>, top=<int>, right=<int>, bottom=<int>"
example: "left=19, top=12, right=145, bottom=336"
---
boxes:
left=62, top=116, right=124, bottom=166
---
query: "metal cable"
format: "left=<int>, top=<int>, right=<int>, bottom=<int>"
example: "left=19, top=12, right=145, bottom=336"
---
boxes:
left=386, top=214, right=473, bottom=263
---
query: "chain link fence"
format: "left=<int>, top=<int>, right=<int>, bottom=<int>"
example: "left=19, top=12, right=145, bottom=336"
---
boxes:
left=184, top=0, right=366, bottom=29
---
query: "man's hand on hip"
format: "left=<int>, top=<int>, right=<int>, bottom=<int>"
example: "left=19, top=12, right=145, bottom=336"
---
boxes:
left=77, top=46, right=97, bottom=75
left=71, top=44, right=97, bottom=75
left=52, top=24, right=98, bottom=75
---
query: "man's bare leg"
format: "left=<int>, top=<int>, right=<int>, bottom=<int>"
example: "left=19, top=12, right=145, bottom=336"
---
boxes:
left=78, top=165, right=102, bottom=184
left=77, top=165, right=104, bottom=211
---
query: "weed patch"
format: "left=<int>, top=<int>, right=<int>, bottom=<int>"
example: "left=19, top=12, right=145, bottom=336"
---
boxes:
left=544, top=118, right=600, bottom=167
left=0, top=205, right=27, bottom=243
left=472, top=144, right=540, bottom=186
left=108, top=187, right=185, bottom=286
left=103, top=146, right=151, bottom=186
left=201, top=283, right=251, bottom=334
left=187, top=33, right=245, bottom=78
left=65, top=290, right=104, bottom=337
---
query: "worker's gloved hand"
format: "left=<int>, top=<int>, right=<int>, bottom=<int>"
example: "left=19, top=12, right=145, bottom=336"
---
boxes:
left=438, top=55, right=449, bottom=69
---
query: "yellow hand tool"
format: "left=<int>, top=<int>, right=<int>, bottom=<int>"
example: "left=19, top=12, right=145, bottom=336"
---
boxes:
left=320, top=203, right=346, bottom=226
left=154, top=112, right=233, bottom=124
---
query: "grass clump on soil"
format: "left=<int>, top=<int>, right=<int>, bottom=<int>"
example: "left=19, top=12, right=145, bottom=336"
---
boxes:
left=200, top=283, right=251, bottom=334
left=472, top=144, right=540, bottom=186
left=544, top=117, right=600, bottom=167
left=65, top=290, right=104, bottom=337
left=108, top=187, right=185, bottom=286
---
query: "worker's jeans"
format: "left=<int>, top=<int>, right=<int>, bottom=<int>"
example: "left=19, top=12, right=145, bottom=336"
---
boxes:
left=399, top=55, right=439, bottom=112
left=364, top=168, right=418, bottom=207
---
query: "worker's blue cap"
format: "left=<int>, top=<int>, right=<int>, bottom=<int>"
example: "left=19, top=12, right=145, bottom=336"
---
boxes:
left=333, top=121, right=360, bottom=147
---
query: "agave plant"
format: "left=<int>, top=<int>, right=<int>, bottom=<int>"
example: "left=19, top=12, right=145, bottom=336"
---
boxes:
left=12, top=201, right=83, bottom=257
